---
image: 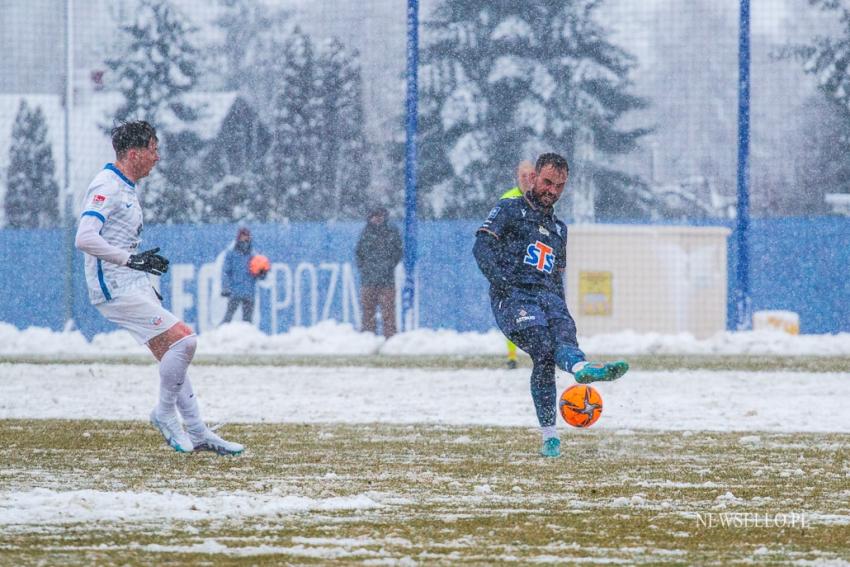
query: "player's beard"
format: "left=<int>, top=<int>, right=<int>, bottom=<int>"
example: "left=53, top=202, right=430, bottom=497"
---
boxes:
left=531, top=189, right=556, bottom=208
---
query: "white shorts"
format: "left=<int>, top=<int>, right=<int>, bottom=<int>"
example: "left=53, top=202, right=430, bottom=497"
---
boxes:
left=96, top=288, right=180, bottom=344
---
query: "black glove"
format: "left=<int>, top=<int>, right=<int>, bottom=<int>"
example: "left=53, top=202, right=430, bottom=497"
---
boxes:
left=221, top=289, right=231, bottom=297
left=126, top=247, right=169, bottom=276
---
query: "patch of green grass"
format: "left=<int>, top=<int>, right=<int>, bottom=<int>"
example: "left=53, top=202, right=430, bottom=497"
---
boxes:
left=3, top=353, right=850, bottom=371
left=0, top=420, right=848, bottom=565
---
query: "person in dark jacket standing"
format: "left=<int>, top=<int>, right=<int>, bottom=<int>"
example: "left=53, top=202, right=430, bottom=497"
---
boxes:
left=221, top=227, right=260, bottom=324
left=355, top=207, right=403, bottom=338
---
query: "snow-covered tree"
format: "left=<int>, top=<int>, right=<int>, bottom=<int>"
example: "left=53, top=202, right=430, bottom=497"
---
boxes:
left=213, top=0, right=292, bottom=97
left=791, top=1, right=850, bottom=110
left=310, top=38, right=371, bottom=220
left=201, top=96, right=270, bottom=222
left=781, top=0, right=850, bottom=206
left=105, top=0, right=204, bottom=224
left=4, top=101, right=60, bottom=228
left=412, top=0, right=649, bottom=220
left=214, top=1, right=372, bottom=221
left=106, top=0, right=201, bottom=127
left=263, top=27, right=316, bottom=221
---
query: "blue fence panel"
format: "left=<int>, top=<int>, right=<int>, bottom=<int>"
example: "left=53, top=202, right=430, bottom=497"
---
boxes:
left=417, top=221, right=490, bottom=331
left=0, top=227, right=67, bottom=330
left=1, top=218, right=848, bottom=338
left=745, top=218, right=850, bottom=334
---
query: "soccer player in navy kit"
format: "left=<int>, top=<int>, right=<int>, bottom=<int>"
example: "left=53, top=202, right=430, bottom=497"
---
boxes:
left=473, top=153, right=628, bottom=458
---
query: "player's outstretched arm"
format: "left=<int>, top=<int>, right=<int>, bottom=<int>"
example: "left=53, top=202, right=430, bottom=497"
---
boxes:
left=75, top=214, right=131, bottom=266
left=127, top=247, right=170, bottom=276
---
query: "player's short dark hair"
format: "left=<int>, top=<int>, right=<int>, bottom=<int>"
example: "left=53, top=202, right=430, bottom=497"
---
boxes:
left=111, top=120, right=157, bottom=157
left=535, top=152, right=569, bottom=175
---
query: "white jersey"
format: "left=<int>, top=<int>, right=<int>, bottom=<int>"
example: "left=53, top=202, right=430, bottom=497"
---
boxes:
left=79, top=164, right=151, bottom=304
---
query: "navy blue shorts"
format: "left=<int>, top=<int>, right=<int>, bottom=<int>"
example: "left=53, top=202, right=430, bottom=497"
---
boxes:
left=490, top=287, right=575, bottom=341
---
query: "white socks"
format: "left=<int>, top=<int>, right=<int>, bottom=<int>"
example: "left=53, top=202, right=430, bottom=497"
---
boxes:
left=176, top=378, right=206, bottom=436
left=541, top=426, right=558, bottom=441
left=156, top=335, right=197, bottom=418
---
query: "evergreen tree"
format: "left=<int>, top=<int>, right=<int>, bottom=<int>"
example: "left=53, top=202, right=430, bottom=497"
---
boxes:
left=260, top=29, right=372, bottom=220
left=264, top=27, right=316, bottom=221
left=413, top=0, right=649, bottom=220
left=201, top=96, right=271, bottom=222
left=782, top=0, right=850, bottom=204
left=312, top=38, right=371, bottom=220
left=5, top=100, right=60, bottom=228
left=105, top=0, right=204, bottom=224
left=797, top=96, right=850, bottom=213
left=213, top=0, right=293, bottom=99
left=106, top=0, right=201, bottom=126
left=214, top=1, right=372, bottom=221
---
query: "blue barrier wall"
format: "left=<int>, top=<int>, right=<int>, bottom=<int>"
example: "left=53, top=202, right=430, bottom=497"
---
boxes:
left=730, top=218, right=850, bottom=334
left=1, top=218, right=848, bottom=337
left=0, top=227, right=67, bottom=330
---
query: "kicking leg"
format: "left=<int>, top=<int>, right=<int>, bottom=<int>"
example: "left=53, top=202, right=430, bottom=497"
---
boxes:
left=549, top=317, right=629, bottom=384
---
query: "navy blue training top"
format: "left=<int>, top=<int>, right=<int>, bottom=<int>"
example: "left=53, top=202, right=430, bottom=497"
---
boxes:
left=473, top=194, right=568, bottom=296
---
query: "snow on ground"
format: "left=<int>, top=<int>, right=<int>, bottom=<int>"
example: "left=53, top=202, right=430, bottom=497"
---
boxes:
left=1, top=319, right=848, bottom=556
left=1, top=319, right=848, bottom=431
left=0, top=489, right=382, bottom=526
left=2, top=319, right=850, bottom=357
left=1, top=364, right=848, bottom=433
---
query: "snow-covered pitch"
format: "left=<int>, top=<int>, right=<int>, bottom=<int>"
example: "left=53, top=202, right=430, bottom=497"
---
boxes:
left=3, top=319, right=850, bottom=431
left=1, top=321, right=849, bottom=564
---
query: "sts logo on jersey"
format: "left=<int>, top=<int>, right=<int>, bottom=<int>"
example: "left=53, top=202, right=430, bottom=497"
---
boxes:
left=524, top=240, right=554, bottom=273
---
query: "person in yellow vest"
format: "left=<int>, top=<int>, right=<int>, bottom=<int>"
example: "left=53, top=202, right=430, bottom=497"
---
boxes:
left=501, top=160, right=535, bottom=368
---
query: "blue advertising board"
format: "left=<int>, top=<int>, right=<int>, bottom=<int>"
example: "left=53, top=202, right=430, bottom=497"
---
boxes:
left=0, top=218, right=848, bottom=338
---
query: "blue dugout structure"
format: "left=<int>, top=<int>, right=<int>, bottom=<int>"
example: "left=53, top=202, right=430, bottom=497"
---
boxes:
left=0, top=218, right=848, bottom=339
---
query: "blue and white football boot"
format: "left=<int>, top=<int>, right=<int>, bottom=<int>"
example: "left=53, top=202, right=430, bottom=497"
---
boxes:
left=150, top=409, right=194, bottom=453
left=191, top=429, right=244, bottom=456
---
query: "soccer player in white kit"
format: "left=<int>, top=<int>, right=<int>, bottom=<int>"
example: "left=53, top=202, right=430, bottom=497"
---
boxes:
left=74, top=120, right=243, bottom=456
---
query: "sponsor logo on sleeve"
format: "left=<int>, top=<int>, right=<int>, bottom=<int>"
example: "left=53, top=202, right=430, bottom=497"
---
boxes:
left=481, top=206, right=501, bottom=231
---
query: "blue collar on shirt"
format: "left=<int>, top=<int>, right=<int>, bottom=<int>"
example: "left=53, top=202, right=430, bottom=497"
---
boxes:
left=104, top=163, right=136, bottom=189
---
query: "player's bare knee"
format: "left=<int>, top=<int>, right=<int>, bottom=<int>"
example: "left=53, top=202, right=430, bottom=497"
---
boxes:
left=148, top=321, right=195, bottom=360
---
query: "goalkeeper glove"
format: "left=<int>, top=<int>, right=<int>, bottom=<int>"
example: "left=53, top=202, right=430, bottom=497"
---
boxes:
left=127, top=247, right=169, bottom=276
